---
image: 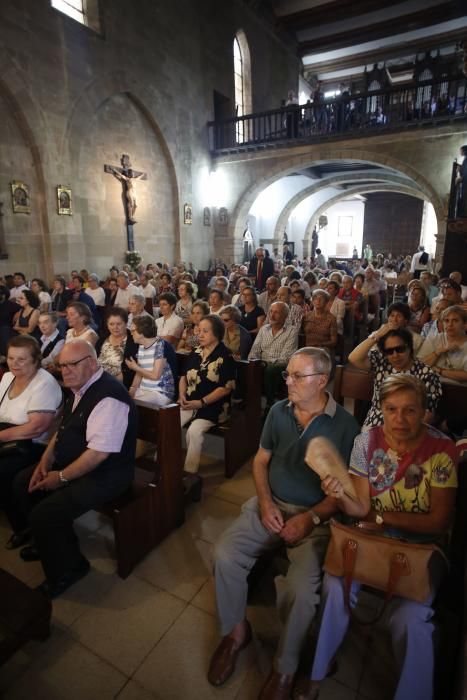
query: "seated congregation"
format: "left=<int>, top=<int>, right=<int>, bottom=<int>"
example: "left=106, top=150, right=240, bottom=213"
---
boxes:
left=0, top=249, right=465, bottom=700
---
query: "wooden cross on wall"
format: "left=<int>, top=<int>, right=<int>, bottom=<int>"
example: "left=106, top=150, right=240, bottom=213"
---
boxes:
left=104, top=154, right=147, bottom=251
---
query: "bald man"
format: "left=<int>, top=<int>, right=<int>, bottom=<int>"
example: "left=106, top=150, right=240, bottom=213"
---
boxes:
left=12, top=340, right=137, bottom=598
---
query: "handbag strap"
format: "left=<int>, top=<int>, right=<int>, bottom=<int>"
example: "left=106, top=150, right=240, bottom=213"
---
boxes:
left=342, top=538, right=411, bottom=626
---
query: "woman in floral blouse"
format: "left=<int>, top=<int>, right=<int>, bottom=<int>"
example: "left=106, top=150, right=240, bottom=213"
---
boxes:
left=178, top=314, right=236, bottom=498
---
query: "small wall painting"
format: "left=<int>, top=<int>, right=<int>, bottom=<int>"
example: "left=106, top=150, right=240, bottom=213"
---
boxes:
left=11, top=181, right=30, bottom=214
left=203, top=206, right=211, bottom=226
left=184, top=203, right=192, bottom=225
left=57, top=186, right=72, bottom=215
left=218, top=207, right=228, bottom=226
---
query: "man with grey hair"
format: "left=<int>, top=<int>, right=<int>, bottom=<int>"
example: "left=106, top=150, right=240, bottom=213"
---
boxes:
left=208, top=347, right=359, bottom=698
left=127, top=292, right=152, bottom=329
left=248, top=301, right=299, bottom=409
left=115, top=272, right=139, bottom=310
left=258, top=276, right=280, bottom=314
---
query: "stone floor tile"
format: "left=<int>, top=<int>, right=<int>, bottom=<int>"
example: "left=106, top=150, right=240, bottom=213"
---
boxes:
left=190, top=575, right=217, bottom=616
left=0, top=626, right=127, bottom=700
left=51, top=568, right=119, bottom=628
left=134, top=604, right=255, bottom=700
left=71, top=575, right=186, bottom=676
left=212, top=462, right=256, bottom=506
left=134, top=531, right=213, bottom=602
left=184, top=494, right=241, bottom=544
left=333, top=624, right=370, bottom=691
left=116, top=679, right=159, bottom=700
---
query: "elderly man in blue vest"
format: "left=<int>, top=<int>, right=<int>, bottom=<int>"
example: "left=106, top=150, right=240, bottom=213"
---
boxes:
left=12, top=340, right=137, bottom=598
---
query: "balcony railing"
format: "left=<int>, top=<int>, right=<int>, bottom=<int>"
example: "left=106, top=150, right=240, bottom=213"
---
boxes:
left=208, top=76, right=467, bottom=155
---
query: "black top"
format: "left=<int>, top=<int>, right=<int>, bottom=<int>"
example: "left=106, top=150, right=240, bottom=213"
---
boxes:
left=51, top=289, right=72, bottom=313
left=239, top=305, right=265, bottom=333
left=182, top=343, right=236, bottom=423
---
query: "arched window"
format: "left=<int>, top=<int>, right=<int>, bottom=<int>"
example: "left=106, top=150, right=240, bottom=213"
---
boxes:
left=51, top=0, right=100, bottom=32
left=233, top=31, right=252, bottom=143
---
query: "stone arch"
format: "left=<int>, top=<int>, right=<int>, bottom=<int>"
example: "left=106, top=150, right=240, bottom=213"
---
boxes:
left=0, top=50, right=55, bottom=279
left=234, top=29, right=252, bottom=116
left=63, top=71, right=181, bottom=261
left=302, top=184, right=426, bottom=257
left=272, top=171, right=415, bottom=248
left=229, top=147, right=445, bottom=254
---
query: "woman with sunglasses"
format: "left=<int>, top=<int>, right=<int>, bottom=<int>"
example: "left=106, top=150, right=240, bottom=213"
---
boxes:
left=348, top=326, right=441, bottom=429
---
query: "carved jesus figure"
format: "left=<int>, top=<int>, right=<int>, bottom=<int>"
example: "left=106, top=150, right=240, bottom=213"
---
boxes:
left=109, top=155, right=145, bottom=223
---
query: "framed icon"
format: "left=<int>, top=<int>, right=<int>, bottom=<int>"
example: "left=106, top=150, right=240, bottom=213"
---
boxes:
left=11, top=181, right=30, bottom=214
left=57, top=185, right=72, bottom=215
left=184, top=203, right=192, bottom=225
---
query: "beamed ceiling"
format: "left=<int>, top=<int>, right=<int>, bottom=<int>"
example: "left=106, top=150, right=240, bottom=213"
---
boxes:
left=262, top=0, right=467, bottom=86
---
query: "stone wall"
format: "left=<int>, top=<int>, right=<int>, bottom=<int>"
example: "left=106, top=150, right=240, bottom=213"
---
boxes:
left=0, top=0, right=299, bottom=279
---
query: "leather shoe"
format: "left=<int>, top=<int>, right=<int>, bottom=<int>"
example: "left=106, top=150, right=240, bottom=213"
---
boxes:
left=20, top=544, right=40, bottom=562
left=292, top=678, right=320, bottom=700
left=5, top=529, right=31, bottom=550
left=258, top=671, right=294, bottom=700
left=208, top=621, right=252, bottom=686
left=36, top=560, right=90, bottom=599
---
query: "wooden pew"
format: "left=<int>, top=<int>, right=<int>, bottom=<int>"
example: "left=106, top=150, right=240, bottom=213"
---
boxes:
left=332, top=364, right=374, bottom=426
left=208, top=359, right=263, bottom=478
left=100, top=402, right=184, bottom=578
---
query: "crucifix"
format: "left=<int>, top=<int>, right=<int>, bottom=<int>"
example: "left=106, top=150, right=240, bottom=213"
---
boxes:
left=104, top=154, right=147, bottom=251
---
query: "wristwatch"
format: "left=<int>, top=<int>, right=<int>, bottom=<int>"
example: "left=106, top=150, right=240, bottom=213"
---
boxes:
left=309, top=509, right=321, bottom=526
left=58, top=471, right=68, bottom=485
left=375, top=513, right=384, bottom=526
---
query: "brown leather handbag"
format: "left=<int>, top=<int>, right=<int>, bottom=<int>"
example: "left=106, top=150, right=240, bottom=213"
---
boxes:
left=324, top=519, right=446, bottom=622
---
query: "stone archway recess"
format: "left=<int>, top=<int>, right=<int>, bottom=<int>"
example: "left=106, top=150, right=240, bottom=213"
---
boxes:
left=228, top=148, right=445, bottom=260
left=272, top=171, right=416, bottom=250
left=0, top=51, right=57, bottom=280
left=302, top=184, right=427, bottom=257
left=63, top=70, right=181, bottom=261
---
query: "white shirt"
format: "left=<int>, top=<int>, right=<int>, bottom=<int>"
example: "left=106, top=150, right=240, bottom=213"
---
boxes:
left=140, top=284, right=157, bottom=300
left=86, top=286, right=106, bottom=307
left=410, top=250, right=430, bottom=273
left=0, top=369, right=62, bottom=442
left=38, top=290, right=52, bottom=310
left=115, top=283, right=139, bottom=309
left=155, top=313, right=184, bottom=340
left=40, top=330, right=65, bottom=367
left=9, top=283, right=28, bottom=301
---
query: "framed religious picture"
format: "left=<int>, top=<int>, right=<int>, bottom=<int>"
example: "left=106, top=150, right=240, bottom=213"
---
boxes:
left=218, top=207, right=228, bottom=226
left=184, top=203, right=192, bottom=225
left=203, top=206, right=211, bottom=226
left=10, top=181, right=30, bottom=214
left=57, top=185, right=72, bottom=215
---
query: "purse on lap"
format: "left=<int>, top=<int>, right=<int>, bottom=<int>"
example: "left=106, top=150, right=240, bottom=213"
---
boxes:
left=324, top=519, right=447, bottom=623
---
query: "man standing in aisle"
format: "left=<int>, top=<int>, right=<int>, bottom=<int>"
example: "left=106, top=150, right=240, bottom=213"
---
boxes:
left=248, top=247, right=275, bottom=292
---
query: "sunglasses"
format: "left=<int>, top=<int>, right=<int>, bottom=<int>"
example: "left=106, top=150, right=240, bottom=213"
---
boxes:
left=382, top=345, right=407, bottom=356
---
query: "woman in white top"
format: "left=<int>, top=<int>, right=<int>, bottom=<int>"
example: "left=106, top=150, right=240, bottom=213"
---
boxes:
left=30, top=279, right=52, bottom=313
left=418, top=305, right=467, bottom=384
left=65, top=302, right=98, bottom=346
left=155, top=292, right=184, bottom=346
left=326, top=280, right=346, bottom=335
left=0, top=335, right=62, bottom=550
left=86, top=274, right=106, bottom=308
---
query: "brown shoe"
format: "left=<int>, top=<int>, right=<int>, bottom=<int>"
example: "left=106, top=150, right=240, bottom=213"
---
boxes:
left=292, top=677, right=320, bottom=700
left=258, top=671, right=294, bottom=700
left=207, top=622, right=252, bottom=686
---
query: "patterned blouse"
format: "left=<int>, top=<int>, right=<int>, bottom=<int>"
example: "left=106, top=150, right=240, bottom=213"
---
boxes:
left=302, top=310, right=337, bottom=347
left=98, top=337, right=126, bottom=377
left=364, top=350, right=442, bottom=428
left=183, top=342, right=236, bottom=423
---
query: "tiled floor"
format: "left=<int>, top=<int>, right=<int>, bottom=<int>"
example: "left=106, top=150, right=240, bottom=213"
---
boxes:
left=0, top=436, right=395, bottom=699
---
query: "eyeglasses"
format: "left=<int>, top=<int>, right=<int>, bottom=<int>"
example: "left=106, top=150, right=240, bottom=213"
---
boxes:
left=382, top=345, right=407, bottom=356
left=281, top=371, right=323, bottom=381
left=56, top=355, right=91, bottom=370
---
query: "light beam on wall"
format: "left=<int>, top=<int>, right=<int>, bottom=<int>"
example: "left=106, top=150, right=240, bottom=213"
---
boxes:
left=208, top=170, right=228, bottom=207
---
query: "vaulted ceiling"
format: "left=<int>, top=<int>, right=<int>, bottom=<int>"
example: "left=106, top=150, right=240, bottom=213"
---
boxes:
left=266, top=0, right=467, bottom=86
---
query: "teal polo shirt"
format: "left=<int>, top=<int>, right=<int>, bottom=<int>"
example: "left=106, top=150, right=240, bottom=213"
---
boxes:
left=261, top=395, right=360, bottom=507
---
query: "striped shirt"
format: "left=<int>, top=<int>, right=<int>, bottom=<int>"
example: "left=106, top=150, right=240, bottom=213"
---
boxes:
left=138, top=339, right=174, bottom=399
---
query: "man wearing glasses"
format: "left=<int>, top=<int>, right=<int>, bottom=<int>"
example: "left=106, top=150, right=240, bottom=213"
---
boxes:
left=11, top=340, right=137, bottom=598
left=208, top=347, right=359, bottom=699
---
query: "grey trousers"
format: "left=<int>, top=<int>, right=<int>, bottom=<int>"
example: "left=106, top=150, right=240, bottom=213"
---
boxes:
left=213, top=496, right=330, bottom=674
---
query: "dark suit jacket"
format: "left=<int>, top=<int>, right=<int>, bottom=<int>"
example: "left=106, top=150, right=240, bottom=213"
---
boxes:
left=247, top=256, right=275, bottom=291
